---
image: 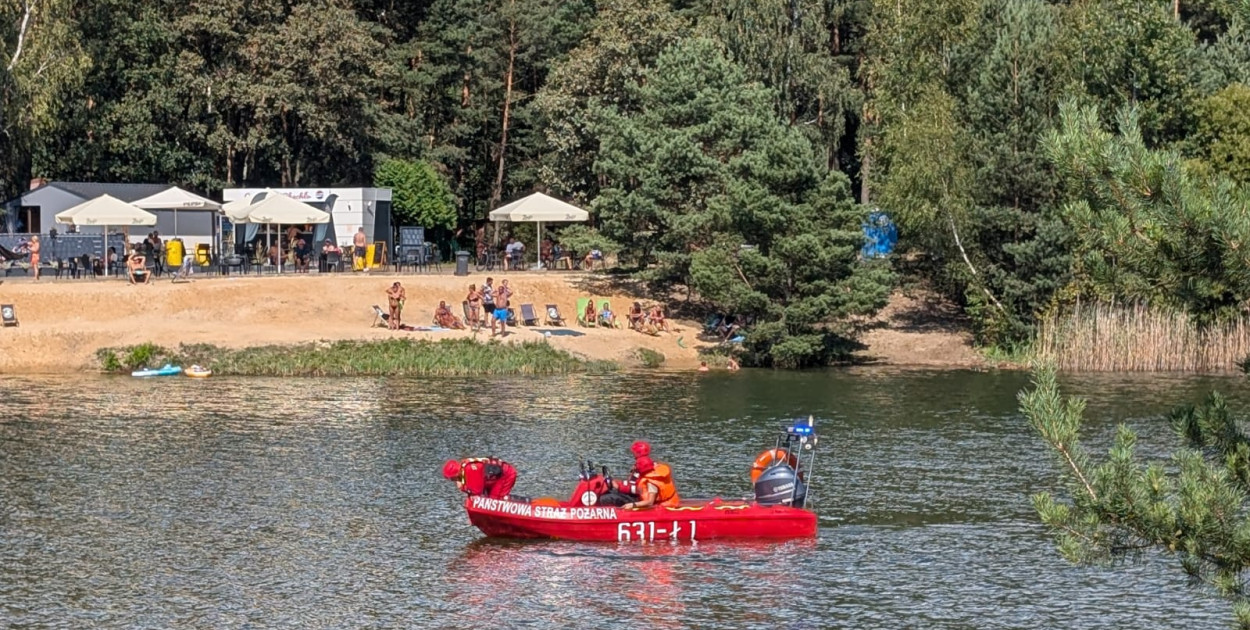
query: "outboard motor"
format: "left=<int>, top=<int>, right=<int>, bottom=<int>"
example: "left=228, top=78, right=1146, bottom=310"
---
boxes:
left=753, top=462, right=807, bottom=507
left=750, top=415, right=818, bottom=509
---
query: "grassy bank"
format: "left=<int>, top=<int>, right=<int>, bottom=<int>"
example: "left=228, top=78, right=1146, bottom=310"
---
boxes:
left=96, top=338, right=618, bottom=377
left=1037, top=302, right=1250, bottom=372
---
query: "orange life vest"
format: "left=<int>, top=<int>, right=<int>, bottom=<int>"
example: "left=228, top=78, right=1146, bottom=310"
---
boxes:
left=636, top=462, right=680, bottom=507
left=750, top=449, right=798, bottom=483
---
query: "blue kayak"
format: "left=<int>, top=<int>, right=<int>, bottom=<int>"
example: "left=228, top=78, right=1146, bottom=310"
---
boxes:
left=131, top=364, right=183, bottom=377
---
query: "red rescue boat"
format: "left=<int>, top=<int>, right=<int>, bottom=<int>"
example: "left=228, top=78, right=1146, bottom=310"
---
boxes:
left=461, top=417, right=821, bottom=542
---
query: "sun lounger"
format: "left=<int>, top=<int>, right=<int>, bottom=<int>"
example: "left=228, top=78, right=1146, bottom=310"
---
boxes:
left=371, top=305, right=390, bottom=328
left=544, top=303, right=565, bottom=326
left=519, top=303, right=539, bottom=326
left=702, top=313, right=726, bottom=337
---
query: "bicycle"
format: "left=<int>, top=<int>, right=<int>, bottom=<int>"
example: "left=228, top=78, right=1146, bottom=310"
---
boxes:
left=475, top=250, right=498, bottom=272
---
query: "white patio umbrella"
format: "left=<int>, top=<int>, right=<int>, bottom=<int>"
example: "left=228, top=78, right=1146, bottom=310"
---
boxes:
left=244, top=193, right=330, bottom=273
left=131, top=186, right=221, bottom=236
left=55, top=195, right=157, bottom=277
left=488, top=192, right=589, bottom=269
left=221, top=191, right=272, bottom=262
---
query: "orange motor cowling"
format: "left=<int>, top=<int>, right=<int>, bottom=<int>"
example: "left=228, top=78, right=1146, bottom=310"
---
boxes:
left=750, top=448, right=798, bottom=482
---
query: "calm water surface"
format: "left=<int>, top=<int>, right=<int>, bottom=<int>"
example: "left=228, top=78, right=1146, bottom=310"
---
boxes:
left=1, top=369, right=1244, bottom=628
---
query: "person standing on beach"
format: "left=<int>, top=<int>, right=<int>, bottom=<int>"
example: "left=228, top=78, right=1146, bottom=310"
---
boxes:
left=28, top=236, right=40, bottom=280
left=466, top=283, right=482, bottom=328
left=481, top=277, right=496, bottom=326
left=386, top=281, right=406, bottom=330
left=354, top=227, right=368, bottom=272
left=493, top=279, right=512, bottom=337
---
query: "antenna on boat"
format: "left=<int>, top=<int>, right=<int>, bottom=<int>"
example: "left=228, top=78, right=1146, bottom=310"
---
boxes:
left=798, top=415, right=818, bottom=507
left=754, top=415, right=818, bottom=508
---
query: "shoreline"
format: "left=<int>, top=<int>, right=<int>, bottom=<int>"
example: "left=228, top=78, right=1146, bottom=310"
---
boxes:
left=0, top=273, right=991, bottom=374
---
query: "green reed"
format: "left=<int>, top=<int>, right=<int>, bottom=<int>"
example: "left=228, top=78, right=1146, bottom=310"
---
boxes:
left=98, top=338, right=617, bottom=377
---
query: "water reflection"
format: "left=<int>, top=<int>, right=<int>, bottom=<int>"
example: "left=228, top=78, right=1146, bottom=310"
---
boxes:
left=0, top=370, right=1240, bottom=628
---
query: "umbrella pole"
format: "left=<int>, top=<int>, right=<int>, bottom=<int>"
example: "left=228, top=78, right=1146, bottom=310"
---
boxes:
left=536, top=221, right=542, bottom=270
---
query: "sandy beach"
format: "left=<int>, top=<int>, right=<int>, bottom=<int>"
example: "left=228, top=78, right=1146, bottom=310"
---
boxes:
left=0, top=271, right=987, bottom=373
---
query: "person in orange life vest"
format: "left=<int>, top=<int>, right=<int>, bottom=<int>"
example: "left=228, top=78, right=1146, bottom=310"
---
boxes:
left=443, top=457, right=517, bottom=499
left=622, top=456, right=679, bottom=509
left=614, top=440, right=652, bottom=495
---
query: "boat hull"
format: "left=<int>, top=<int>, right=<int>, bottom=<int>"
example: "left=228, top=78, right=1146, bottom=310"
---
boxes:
left=465, top=496, right=817, bottom=542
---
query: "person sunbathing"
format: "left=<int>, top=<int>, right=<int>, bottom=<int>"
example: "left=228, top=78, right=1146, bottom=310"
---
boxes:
left=583, top=300, right=597, bottom=324
left=127, top=252, right=150, bottom=285
left=435, top=300, right=466, bottom=329
left=649, top=305, right=670, bottom=332
left=627, top=302, right=645, bottom=330
left=599, top=302, right=617, bottom=328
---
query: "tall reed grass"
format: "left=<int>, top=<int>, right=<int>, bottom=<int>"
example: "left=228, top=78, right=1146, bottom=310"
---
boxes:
left=98, top=338, right=617, bottom=377
left=1037, top=302, right=1250, bottom=372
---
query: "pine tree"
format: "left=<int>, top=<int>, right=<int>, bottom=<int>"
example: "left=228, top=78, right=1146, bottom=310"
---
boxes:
left=595, top=38, right=892, bottom=366
left=1022, top=364, right=1250, bottom=630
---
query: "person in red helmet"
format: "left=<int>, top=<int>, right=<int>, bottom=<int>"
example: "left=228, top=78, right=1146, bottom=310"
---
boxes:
left=614, top=440, right=652, bottom=495
left=622, top=455, right=680, bottom=509
left=443, top=457, right=518, bottom=499
left=614, top=441, right=679, bottom=507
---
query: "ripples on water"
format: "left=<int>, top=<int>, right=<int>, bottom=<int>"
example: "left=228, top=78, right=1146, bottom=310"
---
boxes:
left=0, top=370, right=1240, bottom=628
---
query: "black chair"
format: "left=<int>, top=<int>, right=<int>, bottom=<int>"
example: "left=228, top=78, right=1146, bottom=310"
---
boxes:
left=222, top=254, right=244, bottom=275
left=396, top=249, right=422, bottom=273
left=325, top=252, right=341, bottom=273
left=422, top=243, right=442, bottom=274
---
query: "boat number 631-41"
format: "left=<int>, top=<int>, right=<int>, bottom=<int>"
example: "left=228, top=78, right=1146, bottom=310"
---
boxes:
left=617, top=520, right=697, bottom=542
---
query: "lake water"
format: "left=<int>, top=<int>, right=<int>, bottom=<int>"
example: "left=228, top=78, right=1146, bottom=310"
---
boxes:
left=0, top=369, right=1242, bottom=628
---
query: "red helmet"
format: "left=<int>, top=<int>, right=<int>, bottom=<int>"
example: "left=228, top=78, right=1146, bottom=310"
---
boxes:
left=442, top=460, right=462, bottom=479
left=631, top=441, right=651, bottom=459
left=635, top=456, right=655, bottom=474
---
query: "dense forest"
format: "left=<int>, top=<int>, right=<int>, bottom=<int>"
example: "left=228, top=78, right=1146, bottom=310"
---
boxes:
left=2, top=0, right=1250, bottom=365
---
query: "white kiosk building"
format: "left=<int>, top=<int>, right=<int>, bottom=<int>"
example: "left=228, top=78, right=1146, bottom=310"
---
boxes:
left=220, top=187, right=394, bottom=251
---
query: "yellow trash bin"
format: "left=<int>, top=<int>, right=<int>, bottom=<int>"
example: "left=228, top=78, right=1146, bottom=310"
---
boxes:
left=195, top=244, right=211, bottom=266
left=166, top=238, right=184, bottom=267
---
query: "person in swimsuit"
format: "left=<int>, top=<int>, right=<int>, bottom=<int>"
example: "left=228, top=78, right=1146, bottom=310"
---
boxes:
left=128, top=250, right=150, bottom=285
left=466, top=284, right=482, bottom=328
left=492, top=279, right=512, bottom=337
left=29, top=236, right=40, bottom=280
left=481, top=277, right=496, bottom=325
left=354, top=228, right=368, bottom=271
left=435, top=300, right=465, bottom=329
left=386, top=281, right=406, bottom=330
